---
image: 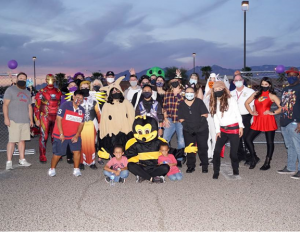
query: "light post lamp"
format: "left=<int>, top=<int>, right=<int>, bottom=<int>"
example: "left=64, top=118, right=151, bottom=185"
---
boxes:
left=242, top=1, right=249, bottom=69
left=192, top=53, right=196, bottom=73
left=32, top=56, right=36, bottom=87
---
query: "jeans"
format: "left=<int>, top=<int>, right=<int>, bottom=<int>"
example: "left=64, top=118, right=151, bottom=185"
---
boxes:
left=168, top=172, right=183, bottom=181
left=163, top=118, right=185, bottom=149
left=281, top=123, right=300, bottom=171
left=103, top=170, right=129, bottom=182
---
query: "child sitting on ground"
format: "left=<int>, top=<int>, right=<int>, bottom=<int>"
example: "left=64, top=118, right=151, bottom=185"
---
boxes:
left=158, top=143, right=183, bottom=181
left=103, top=145, right=129, bottom=183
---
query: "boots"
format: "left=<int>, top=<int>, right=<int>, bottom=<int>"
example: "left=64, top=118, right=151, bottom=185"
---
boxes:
left=249, top=153, right=260, bottom=169
left=260, top=157, right=271, bottom=170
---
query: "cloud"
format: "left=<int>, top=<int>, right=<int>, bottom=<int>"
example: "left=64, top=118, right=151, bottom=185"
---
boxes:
left=248, top=36, right=275, bottom=52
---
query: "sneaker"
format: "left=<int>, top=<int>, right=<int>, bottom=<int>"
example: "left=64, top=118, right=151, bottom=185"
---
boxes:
left=119, top=177, right=125, bottom=184
left=152, top=176, right=165, bottom=183
left=73, top=168, right=82, bottom=177
left=277, top=166, right=295, bottom=174
left=19, top=159, right=31, bottom=167
left=48, top=168, right=56, bottom=177
left=291, top=171, right=300, bottom=180
left=159, top=176, right=165, bottom=183
left=79, top=163, right=85, bottom=170
left=6, top=161, right=13, bottom=170
left=136, top=175, right=145, bottom=183
left=105, top=176, right=110, bottom=183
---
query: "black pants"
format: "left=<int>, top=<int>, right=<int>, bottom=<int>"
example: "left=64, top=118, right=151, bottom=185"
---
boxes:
left=245, top=129, right=275, bottom=161
left=183, top=128, right=209, bottom=169
left=213, top=132, right=240, bottom=174
left=127, top=163, right=170, bottom=181
left=237, top=114, right=252, bottom=161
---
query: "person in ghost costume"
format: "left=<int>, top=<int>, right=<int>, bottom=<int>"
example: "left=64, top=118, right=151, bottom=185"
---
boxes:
left=203, top=73, right=223, bottom=161
left=98, top=76, right=135, bottom=157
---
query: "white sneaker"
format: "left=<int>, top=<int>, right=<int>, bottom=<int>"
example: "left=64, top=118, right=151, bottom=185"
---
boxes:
left=19, top=159, right=31, bottom=167
left=73, top=168, right=82, bottom=177
left=48, top=168, right=56, bottom=177
left=6, top=161, right=13, bottom=170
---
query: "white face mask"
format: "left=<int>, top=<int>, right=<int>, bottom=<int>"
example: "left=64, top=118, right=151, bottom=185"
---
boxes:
left=107, top=77, right=114, bottom=83
left=189, top=79, right=197, bottom=85
left=185, top=93, right=195, bottom=101
left=235, top=81, right=243, bottom=88
left=130, top=81, right=138, bottom=87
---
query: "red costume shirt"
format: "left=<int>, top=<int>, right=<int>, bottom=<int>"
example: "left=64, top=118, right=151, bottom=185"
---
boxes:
left=52, top=101, right=85, bottom=139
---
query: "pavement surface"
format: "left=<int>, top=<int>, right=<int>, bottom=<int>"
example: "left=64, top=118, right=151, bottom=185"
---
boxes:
left=0, top=134, right=300, bottom=231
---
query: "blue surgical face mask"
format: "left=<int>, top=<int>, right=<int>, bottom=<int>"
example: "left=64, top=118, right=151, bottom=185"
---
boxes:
left=189, top=79, right=197, bottom=85
left=185, top=92, right=195, bottom=101
left=156, top=82, right=164, bottom=87
left=287, top=76, right=298, bottom=85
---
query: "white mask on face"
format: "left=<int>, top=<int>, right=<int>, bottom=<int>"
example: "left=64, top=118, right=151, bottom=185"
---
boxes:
left=107, top=77, right=114, bottom=83
left=130, top=81, right=138, bottom=87
left=235, top=81, right=243, bottom=88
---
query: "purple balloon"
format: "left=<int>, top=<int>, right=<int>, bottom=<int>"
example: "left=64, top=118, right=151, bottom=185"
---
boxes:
left=8, top=60, right=18, bottom=69
left=276, top=65, right=285, bottom=74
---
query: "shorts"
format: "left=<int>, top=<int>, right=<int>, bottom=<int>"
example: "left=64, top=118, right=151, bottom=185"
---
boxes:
left=52, top=137, right=82, bottom=156
left=8, top=120, right=30, bottom=142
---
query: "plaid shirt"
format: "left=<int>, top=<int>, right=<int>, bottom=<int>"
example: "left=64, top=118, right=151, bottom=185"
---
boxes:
left=163, top=91, right=184, bottom=123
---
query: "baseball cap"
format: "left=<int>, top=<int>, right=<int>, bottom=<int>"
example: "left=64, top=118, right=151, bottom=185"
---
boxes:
left=285, top=67, right=299, bottom=74
left=106, top=71, right=115, bottom=76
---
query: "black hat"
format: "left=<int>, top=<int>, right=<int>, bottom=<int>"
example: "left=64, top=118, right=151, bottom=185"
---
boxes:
left=106, top=71, right=115, bottom=76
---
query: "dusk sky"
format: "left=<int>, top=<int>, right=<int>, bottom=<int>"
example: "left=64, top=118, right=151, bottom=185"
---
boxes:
left=1, top=0, right=300, bottom=81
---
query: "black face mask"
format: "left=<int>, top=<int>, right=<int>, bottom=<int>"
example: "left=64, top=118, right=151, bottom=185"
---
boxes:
left=75, top=79, right=82, bottom=87
left=142, top=92, right=152, bottom=99
left=112, top=92, right=122, bottom=99
left=261, top=86, right=269, bottom=92
left=17, top=80, right=26, bottom=88
left=214, top=90, right=224, bottom=98
left=93, top=86, right=100, bottom=92
left=150, top=79, right=156, bottom=85
left=81, top=89, right=90, bottom=97
left=171, top=82, right=179, bottom=88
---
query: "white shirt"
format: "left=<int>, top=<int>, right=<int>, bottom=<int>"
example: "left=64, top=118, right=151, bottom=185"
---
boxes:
left=230, top=86, right=254, bottom=115
left=213, top=97, right=244, bottom=134
left=125, top=86, right=141, bottom=102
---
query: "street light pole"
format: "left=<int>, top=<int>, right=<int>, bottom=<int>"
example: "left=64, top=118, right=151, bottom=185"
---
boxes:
left=192, top=53, right=196, bottom=73
left=33, top=56, right=36, bottom=87
left=242, top=1, right=249, bottom=69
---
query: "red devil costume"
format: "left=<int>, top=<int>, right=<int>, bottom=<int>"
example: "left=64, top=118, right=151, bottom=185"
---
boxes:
left=34, top=74, right=62, bottom=162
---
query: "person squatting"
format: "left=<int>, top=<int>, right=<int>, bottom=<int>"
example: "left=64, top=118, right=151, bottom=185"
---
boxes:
left=3, top=67, right=300, bottom=182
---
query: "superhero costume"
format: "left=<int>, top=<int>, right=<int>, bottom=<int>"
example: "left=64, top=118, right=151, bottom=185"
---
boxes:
left=34, top=74, right=62, bottom=162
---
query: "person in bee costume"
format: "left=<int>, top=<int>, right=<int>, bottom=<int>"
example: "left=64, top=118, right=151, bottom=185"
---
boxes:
left=123, top=116, right=197, bottom=183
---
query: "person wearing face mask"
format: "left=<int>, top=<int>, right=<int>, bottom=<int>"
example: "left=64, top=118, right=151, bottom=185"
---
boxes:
left=124, top=71, right=141, bottom=103
left=78, top=81, right=101, bottom=170
left=209, top=81, right=244, bottom=179
left=61, top=80, right=78, bottom=105
left=48, top=90, right=85, bottom=177
left=4, top=72, right=33, bottom=170
left=230, top=75, right=255, bottom=165
left=245, top=77, right=281, bottom=171
left=105, top=71, right=115, bottom=85
left=277, top=67, right=300, bottom=179
left=131, top=75, right=157, bottom=109
left=34, top=74, right=62, bottom=163
left=98, top=76, right=135, bottom=158
left=178, top=84, right=209, bottom=173
left=135, top=85, right=164, bottom=137
left=156, top=76, right=168, bottom=106
left=189, top=73, right=204, bottom=100
left=163, top=70, right=185, bottom=153
left=74, top=72, right=85, bottom=88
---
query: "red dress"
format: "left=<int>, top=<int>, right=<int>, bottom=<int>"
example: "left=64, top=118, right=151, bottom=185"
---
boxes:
left=251, top=91, right=277, bottom=131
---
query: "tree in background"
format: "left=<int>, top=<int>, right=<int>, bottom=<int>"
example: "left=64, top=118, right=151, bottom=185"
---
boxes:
left=241, top=66, right=252, bottom=82
left=165, top=67, right=188, bottom=83
left=277, top=72, right=287, bottom=83
left=201, top=66, right=212, bottom=81
left=55, top=73, right=67, bottom=90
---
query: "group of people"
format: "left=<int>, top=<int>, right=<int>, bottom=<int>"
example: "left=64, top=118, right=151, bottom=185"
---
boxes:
left=3, top=66, right=300, bottom=183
